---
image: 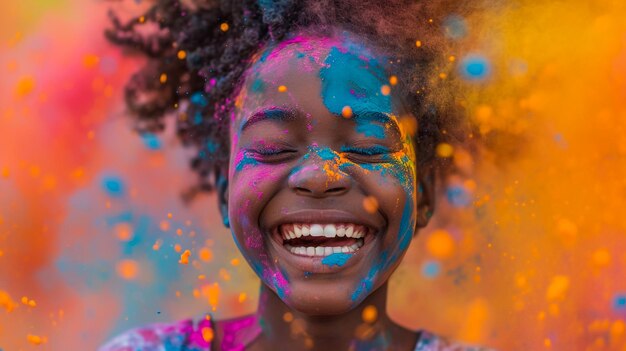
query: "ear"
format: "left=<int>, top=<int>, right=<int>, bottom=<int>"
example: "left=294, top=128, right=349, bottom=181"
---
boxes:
left=416, top=166, right=435, bottom=229
left=216, top=170, right=230, bottom=228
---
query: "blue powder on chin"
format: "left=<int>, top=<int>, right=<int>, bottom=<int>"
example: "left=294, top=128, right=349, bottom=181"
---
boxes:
left=319, top=47, right=392, bottom=116
left=321, top=253, right=353, bottom=267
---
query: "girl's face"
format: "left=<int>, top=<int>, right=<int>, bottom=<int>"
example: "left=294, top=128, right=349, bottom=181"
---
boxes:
left=220, top=33, right=431, bottom=315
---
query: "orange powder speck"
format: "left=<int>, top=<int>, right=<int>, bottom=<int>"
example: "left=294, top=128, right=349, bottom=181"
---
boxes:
left=28, top=299, right=36, bottom=307
left=174, top=244, right=182, bottom=253
left=0, top=290, right=18, bottom=312
left=362, top=305, right=378, bottom=323
left=175, top=291, right=181, bottom=298
left=238, top=293, right=247, bottom=303
left=152, top=239, right=162, bottom=251
left=544, top=338, right=552, bottom=348
left=198, top=274, right=206, bottom=280
left=426, top=230, right=455, bottom=259
left=380, top=85, right=391, bottom=96
left=176, top=228, right=183, bottom=236
left=116, top=260, right=139, bottom=280
left=448, top=55, right=456, bottom=62
left=546, top=275, right=570, bottom=301
left=283, top=312, right=294, bottom=322
left=436, top=143, right=454, bottom=158
left=230, top=258, right=240, bottom=266
left=277, top=85, right=288, bottom=92
left=160, top=73, right=167, bottom=83
left=220, top=22, right=229, bottom=32
left=219, top=268, right=231, bottom=281
left=16, top=76, right=35, bottom=97
left=27, top=334, right=46, bottom=345
left=160, top=220, right=170, bottom=231
left=83, top=54, right=99, bottom=68
left=177, top=50, right=187, bottom=60
left=592, top=249, right=611, bottom=267
left=202, top=283, right=220, bottom=311
left=179, top=250, right=191, bottom=265
left=202, top=327, right=214, bottom=342
left=199, top=247, right=213, bottom=262
left=438, top=72, right=448, bottom=80
left=415, top=40, right=422, bottom=47
left=341, top=105, right=353, bottom=118
left=363, top=196, right=379, bottom=214
left=114, top=223, right=133, bottom=241
left=138, top=15, right=145, bottom=23
left=167, top=213, right=173, bottom=219
left=193, top=289, right=200, bottom=298
left=1, top=167, right=9, bottom=178
left=389, top=75, right=398, bottom=86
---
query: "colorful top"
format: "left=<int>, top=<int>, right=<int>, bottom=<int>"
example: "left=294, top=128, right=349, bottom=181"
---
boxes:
left=99, top=315, right=494, bottom=351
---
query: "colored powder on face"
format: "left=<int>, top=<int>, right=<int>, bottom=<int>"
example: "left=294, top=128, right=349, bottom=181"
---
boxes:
left=234, top=152, right=259, bottom=172
left=321, top=253, right=353, bottom=267
left=250, top=77, right=265, bottom=94
left=319, top=47, right=392, bottom=116
left=355, top=123, right=385, bottom=139
left=316, top=147, right=338, bottom=161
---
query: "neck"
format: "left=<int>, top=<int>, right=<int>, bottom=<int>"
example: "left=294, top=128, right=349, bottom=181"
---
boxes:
left=254, top=282, right=395, bottom=351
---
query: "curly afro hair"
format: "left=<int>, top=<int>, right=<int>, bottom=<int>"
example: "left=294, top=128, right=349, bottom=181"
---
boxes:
left=106, top=0, right=475, bottom=196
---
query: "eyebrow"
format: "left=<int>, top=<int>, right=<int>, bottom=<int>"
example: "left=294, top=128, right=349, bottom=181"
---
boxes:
left=239, top=107, right=296, bottom=133
left=239, top=107, right=402, bottom=136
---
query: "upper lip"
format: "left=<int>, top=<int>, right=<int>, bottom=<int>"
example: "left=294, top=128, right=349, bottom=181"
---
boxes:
left=263, top=209, right=384, bottom=233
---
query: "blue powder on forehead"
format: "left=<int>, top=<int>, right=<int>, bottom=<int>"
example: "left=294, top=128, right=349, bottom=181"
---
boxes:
left=321, top=253, right=353, bottom=267
left=319, top=47, right=392, bottom=116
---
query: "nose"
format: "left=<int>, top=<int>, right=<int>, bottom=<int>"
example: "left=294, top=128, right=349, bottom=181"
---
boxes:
left=288, top=151, right=351, bottom=198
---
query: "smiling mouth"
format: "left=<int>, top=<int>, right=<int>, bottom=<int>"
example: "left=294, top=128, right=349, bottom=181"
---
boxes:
left=275, top=223, right=371, bottom=257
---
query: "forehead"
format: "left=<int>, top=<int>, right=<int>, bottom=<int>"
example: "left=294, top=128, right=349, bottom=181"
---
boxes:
left=236, top=33, right=395, bottom=120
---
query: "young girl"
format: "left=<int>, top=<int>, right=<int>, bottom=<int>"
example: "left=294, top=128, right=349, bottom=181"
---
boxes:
left=101, top=0, right=493, bottom=350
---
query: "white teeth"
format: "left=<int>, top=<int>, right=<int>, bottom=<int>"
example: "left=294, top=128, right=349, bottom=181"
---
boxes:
left=301, top=224, right=310, bottom=236
left=310, top=224, right=324, bottom=237
left=345, top=225, right=354, bottom=238
left=286, top=240, right=365, bottom=257
left=323, top=224, right=336, bottom=237
left=336, top=225, right=345, bottom=237
left=294, top=225, right=302, bottom=238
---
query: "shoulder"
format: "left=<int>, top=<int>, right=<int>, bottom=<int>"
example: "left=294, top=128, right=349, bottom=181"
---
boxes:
left=98, top=316, right=214, bottom=351
left=414, top=330, right=498, bottom=351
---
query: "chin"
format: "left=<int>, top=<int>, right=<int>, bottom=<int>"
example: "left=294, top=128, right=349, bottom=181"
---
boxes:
left=283, top=281, right=360, bottom=316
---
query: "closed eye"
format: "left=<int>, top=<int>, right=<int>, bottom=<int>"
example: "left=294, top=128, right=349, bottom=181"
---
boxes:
left=340, top=145, right=393, bottom=163
left=247, top=147, right=298, bottom=162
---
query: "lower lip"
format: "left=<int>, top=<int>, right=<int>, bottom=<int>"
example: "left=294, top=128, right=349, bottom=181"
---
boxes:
left=267, top=229, right=377, bottom=274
